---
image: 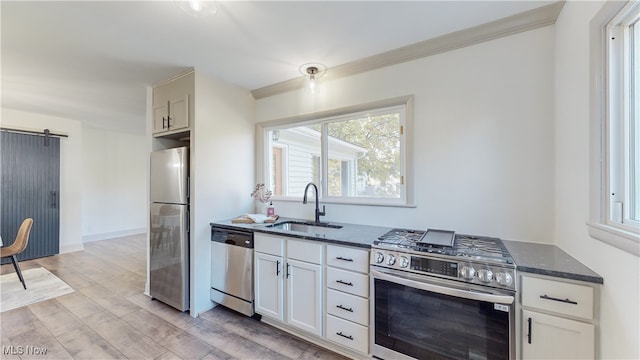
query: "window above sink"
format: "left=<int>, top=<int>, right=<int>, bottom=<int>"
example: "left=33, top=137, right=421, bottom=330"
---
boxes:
left=258, top=96, right=415, bottom=207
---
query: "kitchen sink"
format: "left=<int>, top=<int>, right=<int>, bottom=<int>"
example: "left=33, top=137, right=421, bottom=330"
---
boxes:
left=267, top=221, right=343, bottom=234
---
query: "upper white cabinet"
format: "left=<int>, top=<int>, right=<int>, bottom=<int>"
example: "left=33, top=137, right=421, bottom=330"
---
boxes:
left=520, top=274, right=598, bottom=359
left=254, top=233, right=324, bottom=337
left=152, top=71, right=193, bottom=136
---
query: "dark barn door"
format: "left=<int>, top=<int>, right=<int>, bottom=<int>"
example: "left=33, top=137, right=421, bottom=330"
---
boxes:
left=1, top=131, right=60, bottom=263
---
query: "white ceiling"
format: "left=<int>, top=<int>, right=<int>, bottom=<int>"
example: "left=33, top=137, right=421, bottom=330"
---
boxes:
left=1, top=1, right=553, bottom=135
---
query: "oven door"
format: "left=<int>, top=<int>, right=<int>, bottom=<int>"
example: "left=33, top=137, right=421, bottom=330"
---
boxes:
left=370, top=267, right=515, bottom=360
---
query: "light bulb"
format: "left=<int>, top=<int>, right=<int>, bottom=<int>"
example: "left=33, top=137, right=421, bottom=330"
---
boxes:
left=189, top=0, right=202, bottom=11
left=178, top=0, right=217, bottom=17
left=309, top=74, right=317, bottom=94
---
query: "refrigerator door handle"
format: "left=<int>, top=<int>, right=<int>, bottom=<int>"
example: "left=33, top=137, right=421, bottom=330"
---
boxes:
left=186, top=209, right=190, bottom=233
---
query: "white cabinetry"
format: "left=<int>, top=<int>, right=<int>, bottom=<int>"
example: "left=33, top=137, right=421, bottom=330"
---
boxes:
left=254, top=233, right=324, bottom=336
left=152, top=71, right=193, bottom=136
left=325, top=244, right=370, bottom=355
left=520, top=275, right=598, bottom=359
left=254, top=252, right=284, bottom=320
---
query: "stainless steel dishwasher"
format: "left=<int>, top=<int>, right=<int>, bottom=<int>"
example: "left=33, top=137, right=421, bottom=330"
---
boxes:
left=210, top=226, right=256, bottom=317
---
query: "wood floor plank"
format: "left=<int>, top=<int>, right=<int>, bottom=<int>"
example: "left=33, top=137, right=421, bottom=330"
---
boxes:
left=56, top=326, right=125, bottom=360
left=8, top=326, right=73, bottom=360
left=123, top=308, right=213, bottom=359
left=0, top=307, right=44, bottom=339
left=55, top=292, right=104, bottom=319
left=82, top=311, right=169, bottom=360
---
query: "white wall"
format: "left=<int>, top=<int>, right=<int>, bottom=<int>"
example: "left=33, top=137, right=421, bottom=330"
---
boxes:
left=82, top=126, right=147, bottom=241
left=190, top=71, right=255, bottom=315
left=256, top=26, right=556, bottom=243
left=0, top=108, right=83, bottom=253
left=554, top=1, right=640, bottom=358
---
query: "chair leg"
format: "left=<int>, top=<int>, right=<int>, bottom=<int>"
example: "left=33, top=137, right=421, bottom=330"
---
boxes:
left=10, top=255, right=26, bottom=290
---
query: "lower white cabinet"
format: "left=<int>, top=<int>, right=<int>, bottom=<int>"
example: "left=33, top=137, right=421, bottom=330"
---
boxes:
left=520, top=274, right=598, bottom=359
left=325, top=244, right=370, bottom=355
left=287, top=258, right=323, bottom=335
left=254, top=234, right=324, bottom=337
left=326, top=314, right=369, bottom=354
left=254, top=235, right=371, bottom=357
left=522, top=309, right=595, bottom=359
left=254, top=252, right=284, bottom=320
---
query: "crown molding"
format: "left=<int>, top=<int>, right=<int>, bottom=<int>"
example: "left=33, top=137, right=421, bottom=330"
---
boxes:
left=251, top=1, right=565, bottom=100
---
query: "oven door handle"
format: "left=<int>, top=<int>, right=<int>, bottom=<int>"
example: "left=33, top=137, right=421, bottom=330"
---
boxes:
left=371, top=268, right=514, bottom=305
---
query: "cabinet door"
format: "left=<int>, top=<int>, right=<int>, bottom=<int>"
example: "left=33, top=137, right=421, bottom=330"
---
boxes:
left=152, top=102, right=169, bottom=134
left=522, top=309, right=595, bottom=359
left=254, top=252, right=284, bottom=321
left=169, top=94, right=189, bottom=131
left=287, top=258, right=323, bottom=336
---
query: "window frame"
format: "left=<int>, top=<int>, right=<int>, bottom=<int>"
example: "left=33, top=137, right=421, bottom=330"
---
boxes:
left=256, top=96, right=415, bottom=207
left=588, top=0, right=640, bottom=256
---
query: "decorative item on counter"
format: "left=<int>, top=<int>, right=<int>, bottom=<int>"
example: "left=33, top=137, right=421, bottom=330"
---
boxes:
left=251, top=183, right=272, bottom=214
left=231, top=214, right=279, bottom=224
left=267, top=201, right=275, bottom=216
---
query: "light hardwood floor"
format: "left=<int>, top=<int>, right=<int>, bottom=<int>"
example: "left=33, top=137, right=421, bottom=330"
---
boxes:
left=0, top=234, right=348, bottom=360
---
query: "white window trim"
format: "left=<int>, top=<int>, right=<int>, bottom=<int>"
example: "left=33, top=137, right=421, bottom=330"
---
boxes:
left=588, top=0, right=640, bottom=256
left=255, top=95, right=415, bottom=207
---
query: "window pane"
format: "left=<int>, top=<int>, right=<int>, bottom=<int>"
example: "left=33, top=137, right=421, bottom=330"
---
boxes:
left=269, top=126, right=321, bottom=197
left=326, top=112, right=401, bottom=199
left=630, top=21, right=639, bottom=221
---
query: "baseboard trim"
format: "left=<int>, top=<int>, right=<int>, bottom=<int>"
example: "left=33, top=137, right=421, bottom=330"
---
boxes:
left=60, top=242, right=84, bottom=254
left=82, top=228, right=146, bottom=243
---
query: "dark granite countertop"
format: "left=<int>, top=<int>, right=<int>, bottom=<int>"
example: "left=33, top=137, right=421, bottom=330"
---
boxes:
left=211, top=218, right=604, bottom=284
left=503, top=240, right=603, bottom=284
left=210, top=217, right=391, bottom=249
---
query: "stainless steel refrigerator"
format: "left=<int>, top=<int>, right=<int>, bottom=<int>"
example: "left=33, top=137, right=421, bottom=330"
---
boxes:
left=149, top=146, right=189, bottom=311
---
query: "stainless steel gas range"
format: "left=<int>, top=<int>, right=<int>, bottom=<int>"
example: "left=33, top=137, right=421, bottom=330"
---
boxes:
left=370, top=228, right=517, bottom=360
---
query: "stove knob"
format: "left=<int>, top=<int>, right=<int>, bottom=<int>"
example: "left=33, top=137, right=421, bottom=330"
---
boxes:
left=460, top=266, right=476, bottom=280
left=495, top=272, right=513, bottom=286
left=386, top=254, right=396, bottom=266
left=375, top=252, right=385, bottom=264
left=477, top=269, right=494, bottom=283
left=399, top=256, right=410, bottom=268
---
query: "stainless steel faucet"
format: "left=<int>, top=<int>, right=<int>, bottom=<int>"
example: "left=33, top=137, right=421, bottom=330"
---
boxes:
left=303, top=182, right=325, bottom=224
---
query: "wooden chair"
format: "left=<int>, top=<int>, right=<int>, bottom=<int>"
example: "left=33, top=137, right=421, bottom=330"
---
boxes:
left=0, top=218, right=33, bottom=289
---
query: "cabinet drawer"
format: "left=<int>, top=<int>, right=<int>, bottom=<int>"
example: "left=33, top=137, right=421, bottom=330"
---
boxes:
left=327, top=245, right=369, bottom=273
left=522, top=276, right=594, bottom=320
left=327, top=289, right=368, bottom=326
left=287, top=239, right=324, bottom=264
left=327, top=268, right=368, bottom=298
left=254, top=234, right=284, bottom=256
left=326, top=314, right=368, bottom=354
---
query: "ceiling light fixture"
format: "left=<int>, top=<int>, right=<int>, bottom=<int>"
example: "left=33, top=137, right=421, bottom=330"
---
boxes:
left=299, top=63, right=326, bottom=95
left=177, top=0, right=217, bottom=17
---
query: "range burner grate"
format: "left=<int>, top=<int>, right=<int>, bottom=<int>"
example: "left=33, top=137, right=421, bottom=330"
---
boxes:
left=455, top=235, right=512, bottom=262
left=376, top=229, right=514, bottom=264
left=377, top=228, right=426, bottom=244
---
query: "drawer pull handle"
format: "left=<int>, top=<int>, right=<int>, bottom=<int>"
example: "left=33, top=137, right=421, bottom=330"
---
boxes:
left=540, top=294, right=578, bottom=305
left=336, top=280, right=353, bottom=286
left=527, top=317, right=532, bottom=344
left=336, top=332, right=353, bottom=341
left=336, top=305, right=354, bottom=312
left=336, top=256, right=354, bottom=262
left=276, top=260, right=280, bottom=276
